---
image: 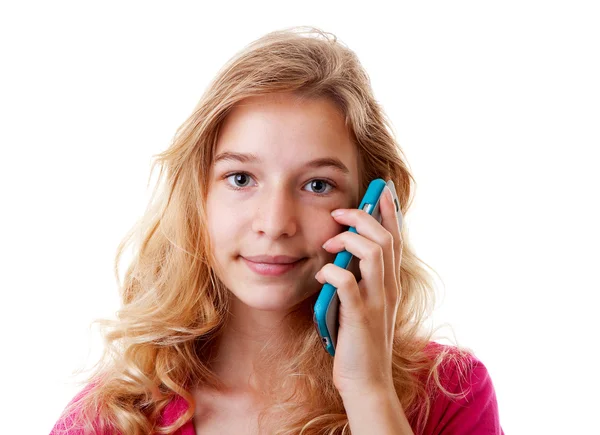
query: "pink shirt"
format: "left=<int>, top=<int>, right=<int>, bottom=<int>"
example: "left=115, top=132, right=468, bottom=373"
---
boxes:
left=51, top=343, right=503, bottom=434
left=418, top=343, right=504, bottom=434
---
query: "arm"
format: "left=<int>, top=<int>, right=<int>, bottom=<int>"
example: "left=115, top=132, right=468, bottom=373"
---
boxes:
left=341, top=354, right=504, bottom=435
left=341, top=386, right=415, bottom=435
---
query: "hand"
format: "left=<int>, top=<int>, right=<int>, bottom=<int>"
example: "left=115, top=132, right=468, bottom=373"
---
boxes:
left=315, top=185, right=403, bottom=397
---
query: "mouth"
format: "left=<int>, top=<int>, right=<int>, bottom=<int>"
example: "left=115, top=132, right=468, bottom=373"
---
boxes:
left=241, top=257, right=307, bottom=277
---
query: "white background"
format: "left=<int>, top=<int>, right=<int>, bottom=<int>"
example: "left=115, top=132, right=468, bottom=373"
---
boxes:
left=1, top=1, right=598, bottom=434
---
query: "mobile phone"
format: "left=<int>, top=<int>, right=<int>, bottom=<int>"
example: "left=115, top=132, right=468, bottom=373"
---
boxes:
left=313, top=178, right=402, bottom=356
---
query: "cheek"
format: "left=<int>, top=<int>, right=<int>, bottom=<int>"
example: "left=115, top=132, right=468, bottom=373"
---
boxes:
left=206, top=196, right=241, bottom=247
left=307, top=213, right=346, bottom=246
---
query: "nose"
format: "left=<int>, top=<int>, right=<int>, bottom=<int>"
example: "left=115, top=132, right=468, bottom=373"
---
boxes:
left=251, top=184, right=298, bottom=238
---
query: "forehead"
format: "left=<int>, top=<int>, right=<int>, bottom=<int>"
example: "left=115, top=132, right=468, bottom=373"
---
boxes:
left=214, top=93, right=358, bottom=171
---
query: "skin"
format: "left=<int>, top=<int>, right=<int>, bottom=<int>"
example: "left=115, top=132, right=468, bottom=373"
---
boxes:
left=203, top=92, right=360, bottom=395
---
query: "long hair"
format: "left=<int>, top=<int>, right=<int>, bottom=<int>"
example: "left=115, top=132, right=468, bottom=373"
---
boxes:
left=56, top=26, right=473, bottom=435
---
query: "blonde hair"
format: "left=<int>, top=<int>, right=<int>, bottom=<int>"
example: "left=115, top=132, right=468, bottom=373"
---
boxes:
left=56, top=26, right=474, bottom=435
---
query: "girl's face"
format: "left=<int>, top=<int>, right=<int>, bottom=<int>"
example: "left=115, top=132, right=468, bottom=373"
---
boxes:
left=206, top=92, right=360, bottom=312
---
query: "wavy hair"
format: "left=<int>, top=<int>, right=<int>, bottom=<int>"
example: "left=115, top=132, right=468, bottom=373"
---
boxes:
left=55, top=26, right=473, bottom=435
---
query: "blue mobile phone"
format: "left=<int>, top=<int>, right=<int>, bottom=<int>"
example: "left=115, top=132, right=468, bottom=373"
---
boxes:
left=313, top=178, right=402, bottom=356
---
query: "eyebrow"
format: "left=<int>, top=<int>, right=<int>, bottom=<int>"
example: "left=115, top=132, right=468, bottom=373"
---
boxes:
left=213, top=151, right=350, bottom=174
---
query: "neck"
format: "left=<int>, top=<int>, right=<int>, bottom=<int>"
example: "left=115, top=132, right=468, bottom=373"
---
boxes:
left=203, top=294, right=316, bottom=395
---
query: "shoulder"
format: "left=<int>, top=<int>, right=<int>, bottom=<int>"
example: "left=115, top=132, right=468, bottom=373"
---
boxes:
left=51, top=383, right=194, bottom=435
left=421, top=341, right=504, bottom=435
left=50, top=383, right=107, bottom=435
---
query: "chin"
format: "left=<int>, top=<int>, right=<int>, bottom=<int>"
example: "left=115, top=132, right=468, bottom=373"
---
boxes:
left=229, top=280, right=321, bottom=313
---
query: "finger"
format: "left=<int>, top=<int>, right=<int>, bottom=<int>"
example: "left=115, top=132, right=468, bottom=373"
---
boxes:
left=330, top=207, right=397, bottom=308
left=329, top=208, right=391, bottom=255
left=315, top=263, right=365, bottom=324
left=380, top=186, right=403, bottom=334
left=322, top=231, right=385, bottom=307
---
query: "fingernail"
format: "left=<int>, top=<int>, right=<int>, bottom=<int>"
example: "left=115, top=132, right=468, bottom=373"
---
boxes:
left=331, top=209, right=344, bottom=217
left=322, top=239, right=331, bottom=249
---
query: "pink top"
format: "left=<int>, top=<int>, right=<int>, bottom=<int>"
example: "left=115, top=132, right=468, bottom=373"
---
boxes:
left=51, top=343, right=503, bottom=434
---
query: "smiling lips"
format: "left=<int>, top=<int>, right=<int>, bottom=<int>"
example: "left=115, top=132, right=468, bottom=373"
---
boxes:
left=242, top=255, right=307, bottom=276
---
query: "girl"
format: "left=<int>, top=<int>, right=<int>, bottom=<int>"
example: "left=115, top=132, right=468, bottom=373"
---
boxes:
left=51, top=27, right=503, bottom=435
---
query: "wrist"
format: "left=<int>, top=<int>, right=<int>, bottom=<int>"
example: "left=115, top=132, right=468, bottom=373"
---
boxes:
left=340, top=384, right=414, bottom=435
left=339, top=383, right=397, bottom=405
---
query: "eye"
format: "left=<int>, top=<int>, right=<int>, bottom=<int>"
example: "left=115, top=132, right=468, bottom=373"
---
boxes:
left=224, top=172, right=336, bottom=196
left=225, top=172, right=255, bottom=189
left=304, top=179, right=334, bottom=195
